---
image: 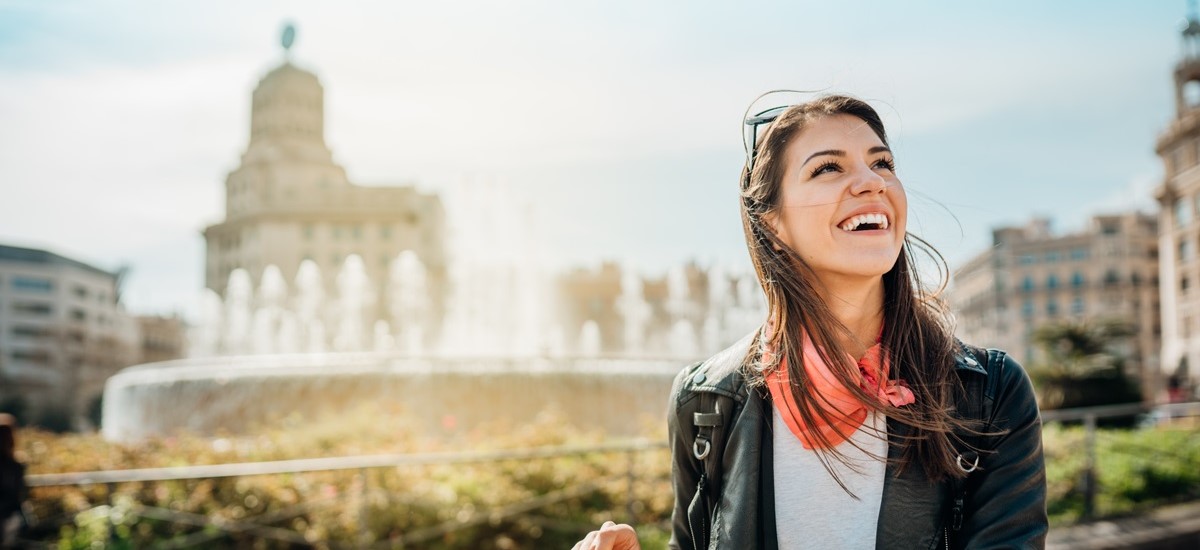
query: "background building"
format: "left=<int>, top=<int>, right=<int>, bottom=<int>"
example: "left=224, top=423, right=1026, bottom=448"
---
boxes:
left=950, top=214, right=1161, bottom=401
left=135, top=314, right=187, bottom=365
left=203, top=33, right=447, bottom=345
left=0, top=244, right=139, bottom=429
left=1155, top=11, right=1200, bottom=401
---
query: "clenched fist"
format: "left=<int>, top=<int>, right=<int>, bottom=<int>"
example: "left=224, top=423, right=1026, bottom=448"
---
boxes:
left=571, top=521, right=640, bottom=550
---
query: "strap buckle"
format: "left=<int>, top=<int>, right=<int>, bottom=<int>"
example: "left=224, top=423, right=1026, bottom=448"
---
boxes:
left=956, top=452, right=979, bottom=473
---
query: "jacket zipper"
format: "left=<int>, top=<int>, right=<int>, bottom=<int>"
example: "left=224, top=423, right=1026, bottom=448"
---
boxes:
left=944, top=526, right=949, bottom=550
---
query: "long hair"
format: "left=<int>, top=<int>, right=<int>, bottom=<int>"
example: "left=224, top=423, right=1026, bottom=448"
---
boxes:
left=740, top=94, right=978, bottom=484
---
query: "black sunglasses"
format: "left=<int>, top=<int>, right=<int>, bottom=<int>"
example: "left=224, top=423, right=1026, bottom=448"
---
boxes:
left=742, top=105, right=790, bottom=185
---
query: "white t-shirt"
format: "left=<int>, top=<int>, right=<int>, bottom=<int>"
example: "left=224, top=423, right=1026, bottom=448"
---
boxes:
left=772, top=406, right=888, bottom=549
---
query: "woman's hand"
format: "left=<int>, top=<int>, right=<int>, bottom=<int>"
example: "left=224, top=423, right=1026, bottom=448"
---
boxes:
left=571, top=521, right=640, bottom=550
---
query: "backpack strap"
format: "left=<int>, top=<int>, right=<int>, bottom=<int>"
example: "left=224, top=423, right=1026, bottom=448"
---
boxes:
left=680, top=377, right=736, bottom=550
left=947, top=344, right=994, bottom=536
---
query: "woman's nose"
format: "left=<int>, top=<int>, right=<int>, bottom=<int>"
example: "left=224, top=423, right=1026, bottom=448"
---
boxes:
left=849, top=164, right=887, bottom=195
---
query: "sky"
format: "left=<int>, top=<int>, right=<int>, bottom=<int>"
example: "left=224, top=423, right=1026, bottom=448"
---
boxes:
left=0, top=0, right=1185, bottom=320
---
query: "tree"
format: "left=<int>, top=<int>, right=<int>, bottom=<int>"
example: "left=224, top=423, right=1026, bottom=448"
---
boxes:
left=1029, top=319, right=1141, bottom=411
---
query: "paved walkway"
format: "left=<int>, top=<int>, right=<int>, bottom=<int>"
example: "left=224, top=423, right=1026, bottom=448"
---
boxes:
left=1047, top=501, right=1200, bottom=549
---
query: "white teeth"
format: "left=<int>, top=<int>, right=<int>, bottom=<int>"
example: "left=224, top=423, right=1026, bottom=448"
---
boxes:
left=840, top=213, right=889, bottom=232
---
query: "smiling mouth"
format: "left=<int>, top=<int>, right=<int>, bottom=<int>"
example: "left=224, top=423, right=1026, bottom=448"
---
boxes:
left=839, top=213, right=890, bottom=232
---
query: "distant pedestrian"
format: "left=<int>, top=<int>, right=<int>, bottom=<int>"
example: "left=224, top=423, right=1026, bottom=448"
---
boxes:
left=0, top=414, right=27, bottom=548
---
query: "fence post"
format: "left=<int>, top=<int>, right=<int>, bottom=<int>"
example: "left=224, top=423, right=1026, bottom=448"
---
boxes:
left=1082, top=413, right=1097, bottom=520
left=625, top=449, right=636, bottom=523
left=359, top=468, right=371, bottom=545
left=107, top=482, right=118, bottom=541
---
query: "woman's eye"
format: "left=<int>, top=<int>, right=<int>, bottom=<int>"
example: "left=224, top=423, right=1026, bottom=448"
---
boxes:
left=811, top=162, right=841, bottom=177
left=874, top=158, right=896, bottom=171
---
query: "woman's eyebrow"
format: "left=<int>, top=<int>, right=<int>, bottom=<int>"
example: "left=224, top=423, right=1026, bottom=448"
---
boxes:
left=802, top=149, right=844, bottom=166
left=802, top=146, right=892, bottom=166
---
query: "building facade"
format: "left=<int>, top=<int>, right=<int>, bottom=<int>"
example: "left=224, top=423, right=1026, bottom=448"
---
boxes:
left=0, top=244, right=139, bottom=428
left=203, top=34, right=447, bottom=346
left=1155, top=12, right=1200, bottom=400
left=950, top=214, right=1161, bottom=401
left=135, top=314, right=186, bottom=365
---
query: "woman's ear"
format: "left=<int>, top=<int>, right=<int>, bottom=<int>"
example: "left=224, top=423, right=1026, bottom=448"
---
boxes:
left=761, top=211, right=788, bottom=252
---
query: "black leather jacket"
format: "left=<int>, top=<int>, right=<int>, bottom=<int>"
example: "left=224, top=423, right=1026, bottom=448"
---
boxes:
left=667, top=332, right=1048, bottom=549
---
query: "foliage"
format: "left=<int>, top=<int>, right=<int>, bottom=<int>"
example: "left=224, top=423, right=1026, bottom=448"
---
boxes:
left=1029, top=320, right=1142, bottom=410
left=17, top=404, right=1200, bottom=547
left=1041, top=422, right=1200, bottom=525
left=19, top=403, right=672, bottom=549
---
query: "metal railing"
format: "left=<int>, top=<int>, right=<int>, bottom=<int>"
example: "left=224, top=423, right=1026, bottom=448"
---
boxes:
left=22, top=401, right=1200, bottom=546
left=25, top=439, right=670, bottom=548
left=1040, top=401, right=1200, bottom=521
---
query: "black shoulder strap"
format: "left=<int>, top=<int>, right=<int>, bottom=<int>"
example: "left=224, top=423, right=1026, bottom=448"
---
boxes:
left=947, top=344, right=992, bottom=534
left=681, top=384, right=734, bottom=550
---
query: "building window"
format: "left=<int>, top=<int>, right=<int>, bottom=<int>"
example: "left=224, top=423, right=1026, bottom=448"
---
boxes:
left=73, top=285, right=88, bottom=299
left=1019, top=254, right=1037, bottom=265
left=10, top=326, right=48, bottom=338
left=1046, top=300, right=1059, bottom=317
left=1022, top=299, right=1034, bottom=319
left=1071, top=272, right=1085, bottom=288
left=1131, top=272, right=1141, bottom=286
left=1181, top=238, right=1194, bottom=262
left=1070, top=247, right=1089, bottom=261
left=1177, top=197, right=1193, bottom=228
left=1101, top=222, right=1119, bottom=235
left=11, top=302, right=52, bottom=315
left=1022, top=276, right=1034, bottom=292
left=11, top=276, right=53, bottom=293
left=1071, top=296, right=1085, bottom=315
left=10, top=349, right=50, bottom=365
left=70, top=308, right=87, bottom=322
left=1047, top=274, right=1059, bottom=289
left=1104, top=269, right=1121, bottom=287
left=1045, top=251, right=1061, bottom=263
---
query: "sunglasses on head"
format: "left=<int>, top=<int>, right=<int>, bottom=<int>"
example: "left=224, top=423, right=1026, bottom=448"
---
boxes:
left=743, top=105, right=791, bottom=182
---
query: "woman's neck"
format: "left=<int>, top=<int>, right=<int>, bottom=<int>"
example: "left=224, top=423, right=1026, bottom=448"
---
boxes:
left=818, top=275, right=886, bottom=359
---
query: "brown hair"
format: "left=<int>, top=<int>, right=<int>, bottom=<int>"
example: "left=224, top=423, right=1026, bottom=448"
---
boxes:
left=740, top=94, right=978, bottom=486
left=0, top=413, right=16, bottom=462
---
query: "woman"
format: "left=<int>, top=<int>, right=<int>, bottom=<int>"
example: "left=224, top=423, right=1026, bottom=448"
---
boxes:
left=0, top=414, right=27, bottom=548
left=574, top=94, right=1047, bottom=549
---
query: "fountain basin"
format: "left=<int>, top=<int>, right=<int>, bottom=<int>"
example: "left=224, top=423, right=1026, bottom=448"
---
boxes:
left=101, top=354, right=691, bottom=442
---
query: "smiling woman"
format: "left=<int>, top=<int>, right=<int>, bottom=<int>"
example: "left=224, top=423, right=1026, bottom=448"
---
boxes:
left=574, top=94, right=1048, bottom=550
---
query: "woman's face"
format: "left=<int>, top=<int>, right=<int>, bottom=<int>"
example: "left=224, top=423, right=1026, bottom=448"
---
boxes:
left=768, top=114, right=907, bottom=283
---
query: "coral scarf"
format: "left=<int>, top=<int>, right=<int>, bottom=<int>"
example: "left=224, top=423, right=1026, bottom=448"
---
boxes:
left=763, top=325, right=915, bottom=450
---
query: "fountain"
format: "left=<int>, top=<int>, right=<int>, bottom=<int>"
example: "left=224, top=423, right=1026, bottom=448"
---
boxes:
left=102, top=253, right=766, bottom=442
left=98, top=28, right=770, bottom=441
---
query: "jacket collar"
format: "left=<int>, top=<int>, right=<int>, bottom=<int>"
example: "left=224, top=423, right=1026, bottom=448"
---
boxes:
left=688, top=331, right=989, bottom=400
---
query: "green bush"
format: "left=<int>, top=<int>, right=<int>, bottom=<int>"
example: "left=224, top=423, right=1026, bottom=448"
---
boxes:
left=1042, top=423, right=1200, bottom=524
left=19, top=405, right=1200, bottom=547
left=21, top=404, right=672, bottom=549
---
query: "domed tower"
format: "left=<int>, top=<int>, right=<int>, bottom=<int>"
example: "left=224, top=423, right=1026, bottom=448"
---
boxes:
left=1156, top=3, right=1200, bottom=401
left=244, top=37, right=334, bottom=166
left=202, top=24, right=448, bottom=350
